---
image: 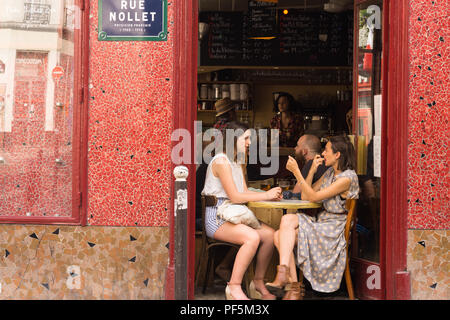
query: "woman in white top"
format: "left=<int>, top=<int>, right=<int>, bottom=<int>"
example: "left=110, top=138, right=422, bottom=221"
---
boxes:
left=202, top=122, right=282, bottom=300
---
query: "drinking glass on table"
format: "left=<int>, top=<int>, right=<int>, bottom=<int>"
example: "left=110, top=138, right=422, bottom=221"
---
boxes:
left=278, top=179, right=290, bottom=192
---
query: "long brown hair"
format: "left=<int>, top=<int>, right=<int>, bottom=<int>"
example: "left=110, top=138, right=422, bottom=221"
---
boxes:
left=328, top=135, right=356, bottom=171
left=224, top=121, right=249, bottom=163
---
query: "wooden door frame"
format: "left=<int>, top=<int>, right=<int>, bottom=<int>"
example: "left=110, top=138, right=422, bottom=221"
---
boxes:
left=170, top=0, right=411, bottom=300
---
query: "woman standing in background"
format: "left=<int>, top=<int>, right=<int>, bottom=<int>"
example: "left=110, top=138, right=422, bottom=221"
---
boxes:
left=270, top=92, right=304, bottom=147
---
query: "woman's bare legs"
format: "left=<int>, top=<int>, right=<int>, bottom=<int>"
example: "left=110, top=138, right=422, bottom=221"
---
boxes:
left=275, top=214, right=299, bottom=282
left=274, top=230, right=298, bottom=282
left=252, top=223, right=275, bottom=296
left=214, top=222, right=262, bottom=300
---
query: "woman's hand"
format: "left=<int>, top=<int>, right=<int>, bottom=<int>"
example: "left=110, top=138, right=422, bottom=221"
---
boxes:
left=310, top=155, right=325, bottom=174
left=265, top=187, right=282, bottom=201
left=286, top=156, right=300, bottom=175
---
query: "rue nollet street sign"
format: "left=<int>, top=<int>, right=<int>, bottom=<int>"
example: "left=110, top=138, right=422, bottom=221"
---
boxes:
left=98, top=0, right=167, bottom=41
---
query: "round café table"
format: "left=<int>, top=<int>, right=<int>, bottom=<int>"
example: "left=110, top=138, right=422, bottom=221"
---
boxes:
left=247, top=199, right=322, bottom=215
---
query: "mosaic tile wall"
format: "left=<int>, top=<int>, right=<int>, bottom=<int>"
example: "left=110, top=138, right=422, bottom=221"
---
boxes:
left=87, top=1, right=175, bottom=226
left=407, top=0, right=449, bottom=229
left=407, top=0, right=449, bottom=300
left=0, top=225, right=168, bottom=299
left=407, top=230, right=449, bottom=300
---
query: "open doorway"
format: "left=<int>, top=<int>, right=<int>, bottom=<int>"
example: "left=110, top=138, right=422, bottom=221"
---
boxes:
left=193, top=0, right=384, bottom=300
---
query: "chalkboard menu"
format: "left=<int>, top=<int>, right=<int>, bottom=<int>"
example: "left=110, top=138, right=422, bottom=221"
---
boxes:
left=247, top=0, right=277, bottom=38
left=200, top=7, right=353, bottom=67
left=199, top=11, right=243, bottom=66
left=278, top=10, right=349, bottom=66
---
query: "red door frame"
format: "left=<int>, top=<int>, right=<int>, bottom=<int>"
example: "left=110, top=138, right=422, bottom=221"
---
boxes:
left=170, top=0, right=411, bottom=300
left=167, top=0, right=198, bottom=300
left=0, top=0, right=90, bottom=226
left=383, top=0, right=411, bottom=300
left=351, top=0, right=411, bottom=300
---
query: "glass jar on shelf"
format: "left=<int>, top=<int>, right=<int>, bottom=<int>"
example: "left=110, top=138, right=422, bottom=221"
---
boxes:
left=213, top=84, right=221, bottom=99
left=200, top=84, right=208, bottom=99
left=221, top=84, right=230, bottom=99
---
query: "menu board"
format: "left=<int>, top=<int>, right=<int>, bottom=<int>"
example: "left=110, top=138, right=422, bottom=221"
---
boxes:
left=278, top=10, right=350, bottom=66
left=199, top=11, right=243, bottom=66
left=200, top=8, right=353, bottom=67
left=241, top=1, right=278, bottom=64
left=247, top=0, right=277, bottom=38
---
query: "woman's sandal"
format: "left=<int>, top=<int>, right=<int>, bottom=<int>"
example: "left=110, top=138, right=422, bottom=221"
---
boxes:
left=225, top=282, right=249, bottom=300
left=249, top=279, right=277, bottom=300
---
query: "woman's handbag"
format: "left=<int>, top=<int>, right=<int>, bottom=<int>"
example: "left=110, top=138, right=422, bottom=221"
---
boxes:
left=216, top=200, right=261, bottom=229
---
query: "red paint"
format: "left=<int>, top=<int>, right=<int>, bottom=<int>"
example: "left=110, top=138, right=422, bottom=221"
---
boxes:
left=352, top=258, right=383, bottom=300
left=169, top=0, right=198, bottom=299
left=383, top=0, right=411, bottom=300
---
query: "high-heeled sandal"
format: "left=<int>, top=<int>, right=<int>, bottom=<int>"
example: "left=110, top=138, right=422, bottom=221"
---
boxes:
left=249, top=279, right=277, bottom=300
left=225, top=282, right=241, bottom=300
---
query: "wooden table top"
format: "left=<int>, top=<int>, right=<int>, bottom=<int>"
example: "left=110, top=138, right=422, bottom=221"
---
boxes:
left=247, top=199, right=322, bottom=210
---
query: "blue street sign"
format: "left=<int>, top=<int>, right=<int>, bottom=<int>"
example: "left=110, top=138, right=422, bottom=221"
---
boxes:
left=98, top=0, right=167, bottom=41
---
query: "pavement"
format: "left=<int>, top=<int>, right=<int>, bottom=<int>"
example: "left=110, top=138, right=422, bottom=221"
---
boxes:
left=194, top=278, right=351, bottom=300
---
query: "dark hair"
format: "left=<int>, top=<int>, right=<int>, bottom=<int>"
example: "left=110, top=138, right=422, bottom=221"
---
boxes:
left=213, top=121, right=249, bottom=162
left=273, top=92, right=301, bottom=113
left=301, top=134, right=322, bottom=154
left=328, top=135, right=356, bottom=171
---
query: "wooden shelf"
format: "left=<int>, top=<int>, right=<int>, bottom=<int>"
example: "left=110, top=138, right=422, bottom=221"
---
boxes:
left=197, top=110, right=253, bottom=113
left=198, top=66, right=352, bottom=73
left=198, top=81, right=252, bottom=84
left=197, top=99, right=249, bottom=102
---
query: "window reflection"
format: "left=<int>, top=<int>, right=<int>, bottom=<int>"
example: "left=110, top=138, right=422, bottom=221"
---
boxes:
left=354, top=0, right=382, bottom=262
left=0, top=0, right=77, bottom=217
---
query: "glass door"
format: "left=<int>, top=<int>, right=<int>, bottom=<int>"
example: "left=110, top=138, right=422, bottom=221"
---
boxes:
left=351, top=0, right=384, bottom=299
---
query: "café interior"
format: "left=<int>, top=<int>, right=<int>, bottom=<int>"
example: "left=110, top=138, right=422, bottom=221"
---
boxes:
left=194, top=0, right=382, bottom=300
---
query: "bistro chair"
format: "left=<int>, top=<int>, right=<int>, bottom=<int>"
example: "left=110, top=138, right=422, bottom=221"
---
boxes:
left=195, top=195, right=253, bottom=295
left=343, top=198, right=357, bottom=300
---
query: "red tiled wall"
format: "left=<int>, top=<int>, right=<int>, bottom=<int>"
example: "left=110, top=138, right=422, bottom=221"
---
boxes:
left=87, top=2, right=174, bottom=226
left=408, top=0, right=449, bottom=229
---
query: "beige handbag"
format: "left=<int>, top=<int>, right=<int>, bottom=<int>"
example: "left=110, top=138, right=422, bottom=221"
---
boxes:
left=216, top=200, right=261, bottom=229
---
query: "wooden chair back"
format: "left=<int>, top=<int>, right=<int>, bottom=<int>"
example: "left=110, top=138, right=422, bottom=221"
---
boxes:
left=344, top=199, right=357, bottom=242
left=343, top=198, right=357, bottom=300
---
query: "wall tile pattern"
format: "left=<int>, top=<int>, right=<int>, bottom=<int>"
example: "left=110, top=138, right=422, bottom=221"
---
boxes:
left=407, top=230, right=449, bottom=300
left=407, top=0, right=449, bottom=229
left=0, top=225, right=168, bottom=299
left=87, top=1, right=175, bottom=226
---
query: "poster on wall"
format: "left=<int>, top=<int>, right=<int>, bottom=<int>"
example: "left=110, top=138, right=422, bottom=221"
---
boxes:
left=373, top=135, right=381, bottom=177
left=98, top=0, right=167, bottom=41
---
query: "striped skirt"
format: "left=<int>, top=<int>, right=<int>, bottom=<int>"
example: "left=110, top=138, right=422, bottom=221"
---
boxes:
left=204, top=197, right=228, bottom=238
